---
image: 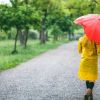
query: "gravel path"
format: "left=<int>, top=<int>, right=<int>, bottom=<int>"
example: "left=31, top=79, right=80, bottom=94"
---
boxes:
left=0, top=41, right=100, bottom=100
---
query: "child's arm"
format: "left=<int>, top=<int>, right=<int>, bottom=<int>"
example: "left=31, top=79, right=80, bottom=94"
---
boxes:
left=78, top=37, right=82, bottom=54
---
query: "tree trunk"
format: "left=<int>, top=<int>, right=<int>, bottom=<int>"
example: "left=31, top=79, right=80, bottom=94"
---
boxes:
left=68, top=31, right=71, bottom=40
left=46, top=31, right=49, bottom=41
left=40, top=29, right=46, bottom=44
left=71, top=32, right=75, bottom=39
left=39, top=31, right=42, bottom=40
left=12, top=28, right=19, bottom=54
left=24, top=28, right=29, bottom=48
left=19, top=30, right=25, bottom=46
left=40, top=9, right=48, bottom=44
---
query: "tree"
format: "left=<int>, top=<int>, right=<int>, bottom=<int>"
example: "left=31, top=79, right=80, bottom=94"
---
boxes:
left=65, top=0, right=100, bottom=18
left=51, top=25, right=63, bottom=41
left=46, top=2, right=73, bottom=40
left=64, top=0, right=99, bottom=38
left=30, top=0, right=65, bottom=44
left=0, top=5, right=11, bottom=32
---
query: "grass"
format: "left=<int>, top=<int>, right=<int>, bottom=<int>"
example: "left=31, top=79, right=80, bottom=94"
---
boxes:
left=0, top=39, right=68, bottom=71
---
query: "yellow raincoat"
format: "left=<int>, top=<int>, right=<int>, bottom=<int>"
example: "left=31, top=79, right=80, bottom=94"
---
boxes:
left=78, top=35, right=100, bottom=81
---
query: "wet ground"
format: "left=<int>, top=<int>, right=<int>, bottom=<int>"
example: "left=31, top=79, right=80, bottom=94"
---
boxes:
left=0, top=41, right=100, bottom=100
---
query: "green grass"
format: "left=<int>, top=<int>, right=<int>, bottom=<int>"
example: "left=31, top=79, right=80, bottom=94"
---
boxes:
left=0, top=39, right=68, bottom=71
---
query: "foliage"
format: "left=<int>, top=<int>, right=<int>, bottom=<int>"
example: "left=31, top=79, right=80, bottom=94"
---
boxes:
left=0, top=1, right=99, bottom=47
left=50, top=25, right=63, bottom=40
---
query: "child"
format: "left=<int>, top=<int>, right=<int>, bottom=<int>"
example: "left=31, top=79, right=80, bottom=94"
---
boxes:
left=78, top=34, right=100, bottom=100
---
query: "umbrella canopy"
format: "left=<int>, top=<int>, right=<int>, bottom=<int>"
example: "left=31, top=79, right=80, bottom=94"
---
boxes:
left=74, top=14, right=100, bottom=43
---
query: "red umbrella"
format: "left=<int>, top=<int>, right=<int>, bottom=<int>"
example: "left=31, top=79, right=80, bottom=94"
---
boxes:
left=74, top=14, right=100, bottom=43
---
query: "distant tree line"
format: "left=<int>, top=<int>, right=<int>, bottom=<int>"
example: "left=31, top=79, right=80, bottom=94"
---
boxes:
left=0, top=0, right=99, bottom=53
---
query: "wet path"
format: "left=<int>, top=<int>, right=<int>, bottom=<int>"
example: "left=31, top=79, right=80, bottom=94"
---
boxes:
left=0, top=41, right=100, bottom=100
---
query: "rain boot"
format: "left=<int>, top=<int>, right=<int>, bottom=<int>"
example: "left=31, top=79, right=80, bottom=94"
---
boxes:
left=88, top=94, right=93, bottom=100
left=84, top=95, right=88, bottom=100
